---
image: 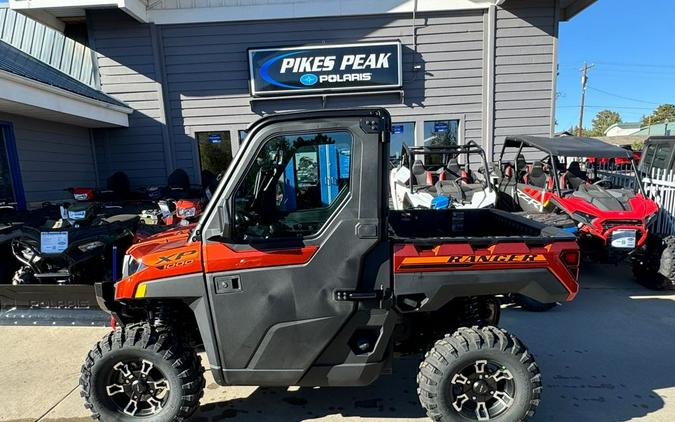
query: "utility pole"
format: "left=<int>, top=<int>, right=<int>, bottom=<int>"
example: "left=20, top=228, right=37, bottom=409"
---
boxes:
left=577, top=62, right=594, bottom=136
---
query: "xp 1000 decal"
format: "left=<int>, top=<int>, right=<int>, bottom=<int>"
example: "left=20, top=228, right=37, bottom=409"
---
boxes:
left=248, top=42, right=402, bottom=96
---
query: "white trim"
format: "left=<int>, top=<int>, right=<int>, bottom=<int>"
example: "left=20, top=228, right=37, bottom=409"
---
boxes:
left=9, top=0, right=148, bottom=22
left=0, top=69, right=132, bottom=127
left=148, top=0, right=503, bottom=25
left=118, top=0, right=147, bottom=23
left=10, top=0, right=507, bottom=25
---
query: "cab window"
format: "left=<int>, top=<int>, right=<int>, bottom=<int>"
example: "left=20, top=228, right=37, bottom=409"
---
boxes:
left=232, top=131, right=352, bottom=241
left=652, top=144, right=672, bottom=170
left=641, top=143, right=656, bottom=171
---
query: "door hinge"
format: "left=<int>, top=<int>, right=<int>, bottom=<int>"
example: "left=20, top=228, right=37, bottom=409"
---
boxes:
left=360, top=117, right=384, bottom=134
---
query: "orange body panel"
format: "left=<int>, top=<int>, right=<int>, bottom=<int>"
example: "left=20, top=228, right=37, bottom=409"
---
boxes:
left=115, top=225, right=319, bottom=300
left=203, top=242, right=318, bottom=273
left=393, top=240, right=580, bottom=301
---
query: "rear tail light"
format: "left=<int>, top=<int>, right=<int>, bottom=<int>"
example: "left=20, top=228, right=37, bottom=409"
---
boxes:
left=560, top=250, right=580, bottom=278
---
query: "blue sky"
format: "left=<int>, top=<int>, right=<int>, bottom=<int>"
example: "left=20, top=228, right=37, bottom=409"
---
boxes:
left=556, top=0, right=675, bottom=130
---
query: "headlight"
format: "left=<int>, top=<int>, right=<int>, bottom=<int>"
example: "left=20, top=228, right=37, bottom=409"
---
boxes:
left=177, top=207, right=196, bottom=218
left=68, top=210, right=88, bottom=220
left=123, top=254, right=146, bottom=277
left=78, top=240, right=105, bottom=252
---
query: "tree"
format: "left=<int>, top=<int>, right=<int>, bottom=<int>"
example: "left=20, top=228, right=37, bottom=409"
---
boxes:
left=567, top=125, right=592, bottom=137
left=590, top=109, right=621, bottom=136
left=641, top=104, right=675, bottom=126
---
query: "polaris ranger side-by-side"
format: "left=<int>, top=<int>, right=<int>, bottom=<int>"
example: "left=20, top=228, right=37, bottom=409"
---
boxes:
left=81, top=109, right=579, bottom=422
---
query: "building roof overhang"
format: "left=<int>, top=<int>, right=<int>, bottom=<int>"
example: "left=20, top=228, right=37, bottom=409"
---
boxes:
left=10, top=0, right=595, bottom=28
left=0, top=69, right=132, bottom=128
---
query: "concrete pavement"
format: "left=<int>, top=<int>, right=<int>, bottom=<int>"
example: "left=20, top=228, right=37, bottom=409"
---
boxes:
left=1, top=263, right=675, bottom=422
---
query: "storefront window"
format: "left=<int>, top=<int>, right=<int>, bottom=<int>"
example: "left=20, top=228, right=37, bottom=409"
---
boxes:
left=423, top=120, right=459, bottom=165
left=423, top=120, right=459, bottom=147
left=196, top=131, right=233, bottom=176
left=239, top=130, right=248, bottom=142
left=390, top=122, right=415, bottom=163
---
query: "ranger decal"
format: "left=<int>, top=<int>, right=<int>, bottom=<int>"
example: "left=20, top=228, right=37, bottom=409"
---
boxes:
left=399, top=254, right=547, bottom=270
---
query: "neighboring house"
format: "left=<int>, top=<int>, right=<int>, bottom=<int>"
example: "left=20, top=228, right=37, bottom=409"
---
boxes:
left=604, top=122, right=641, bottom=137
left=632, top=122, right=674, bottom=137
left=6, top=0, right=596, bottom=193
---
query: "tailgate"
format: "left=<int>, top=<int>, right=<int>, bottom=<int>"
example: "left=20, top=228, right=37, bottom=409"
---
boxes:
left=391, top=239, right=579, bottom=312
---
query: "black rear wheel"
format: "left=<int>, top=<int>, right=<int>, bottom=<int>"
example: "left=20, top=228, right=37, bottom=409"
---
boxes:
left=418, top=326, right=541, bottom=422
left=80, top=323, right=205, bottom=422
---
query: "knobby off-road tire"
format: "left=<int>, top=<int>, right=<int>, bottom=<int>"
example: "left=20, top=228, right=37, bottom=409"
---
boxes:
left=418, top=326, right=541, bottom=422
left=633, top=235, right=675, bottom=290
left=657, top=236, right=675, bottom=290
left=511, top=294, right=558, bottom=312
left=80, top=323, right=205, bottom=422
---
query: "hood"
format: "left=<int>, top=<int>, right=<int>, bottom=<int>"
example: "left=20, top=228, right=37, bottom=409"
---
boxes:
left=127, top=224, right=196, bottom=261
left=557, top=192, right=658, bottom=221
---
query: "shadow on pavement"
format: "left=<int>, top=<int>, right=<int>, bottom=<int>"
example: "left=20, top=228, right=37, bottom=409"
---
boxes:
left=192, top=357, right=426, bottom=421
left=503, top=263, right=674, bottom=422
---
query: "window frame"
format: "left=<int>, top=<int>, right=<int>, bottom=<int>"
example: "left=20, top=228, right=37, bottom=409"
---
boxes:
left=229, top=128, right=355, bottom=244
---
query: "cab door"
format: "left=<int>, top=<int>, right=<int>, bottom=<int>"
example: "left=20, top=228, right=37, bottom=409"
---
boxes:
left=199, top=110, right=389, bottom=385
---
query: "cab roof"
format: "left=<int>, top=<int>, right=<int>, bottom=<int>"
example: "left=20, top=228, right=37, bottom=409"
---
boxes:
left=504, top=135, right=633, bottom=159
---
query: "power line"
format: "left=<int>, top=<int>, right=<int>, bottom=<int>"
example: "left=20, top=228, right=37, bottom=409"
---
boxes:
left=557, top=105, right=654, bottom=110
left=560, top=61, right=675, bottom=69
left=586, top=86, right=662, bottom=105
left=593, top=61, right=675, bottom=69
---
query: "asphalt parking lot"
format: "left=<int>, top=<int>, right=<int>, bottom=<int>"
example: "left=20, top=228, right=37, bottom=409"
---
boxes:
left=1, top=263, right=675, bottom=422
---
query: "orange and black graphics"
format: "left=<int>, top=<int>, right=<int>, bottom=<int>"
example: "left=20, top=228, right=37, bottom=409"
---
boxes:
left=148, top=249, right=199, bottom=270
left=397, top=253, right=546, bottom=271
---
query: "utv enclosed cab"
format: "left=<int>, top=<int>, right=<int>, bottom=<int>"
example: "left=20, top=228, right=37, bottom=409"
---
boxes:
left=390, top=141, right=497, bottom=210
left=496, top=135, right=658, bottom=255
left=84, top=109, right=580, bottom=422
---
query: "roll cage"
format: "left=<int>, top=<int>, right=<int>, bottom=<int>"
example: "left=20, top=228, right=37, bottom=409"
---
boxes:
left=400, top=141, right=494, bottom=192
left=498, top=135, right=646, bottom=196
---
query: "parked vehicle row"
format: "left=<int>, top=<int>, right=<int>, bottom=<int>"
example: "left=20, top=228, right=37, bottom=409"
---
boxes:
left=0, top=108, right=671, bottom=422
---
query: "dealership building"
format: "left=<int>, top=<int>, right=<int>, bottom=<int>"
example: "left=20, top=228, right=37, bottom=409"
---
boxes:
left=2, top=0, right=595, bottom=207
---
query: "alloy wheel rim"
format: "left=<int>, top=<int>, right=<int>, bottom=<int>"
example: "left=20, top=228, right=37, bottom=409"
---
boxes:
left=448, top=359, right=516, bottom=421
left=105, top=359, right=170, bottom=417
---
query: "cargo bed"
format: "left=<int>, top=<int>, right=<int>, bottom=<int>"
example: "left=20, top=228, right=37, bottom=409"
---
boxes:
left=388, top=208, right=579, bottom=311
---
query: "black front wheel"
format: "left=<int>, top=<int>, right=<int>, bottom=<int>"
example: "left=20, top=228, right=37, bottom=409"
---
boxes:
left=418, top=326, right=541, bottom=422
left=80, top=323, right=205, bottom=422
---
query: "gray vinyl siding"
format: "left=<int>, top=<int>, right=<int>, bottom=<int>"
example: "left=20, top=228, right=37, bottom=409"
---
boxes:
left=87, top=3, right=559, bottom=181
left=88, top=10, right=169, bottom=187
left=0, top=112, right=96, bottom=204
left=493, top=0, right=557, bottom=157
left=160, top=11, right=486, bottom=180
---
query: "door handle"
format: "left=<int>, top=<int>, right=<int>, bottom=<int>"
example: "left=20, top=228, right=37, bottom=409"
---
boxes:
left=214, top=275, right=241, bottom=294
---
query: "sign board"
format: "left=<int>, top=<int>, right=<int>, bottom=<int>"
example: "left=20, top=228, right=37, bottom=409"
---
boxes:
left=208, top=133, right=222, bottom=144
left=392, top=125, right=405, bottom=134
left=41, top=231, right=68, bottom=254
left=248, top=42, right=402, bottom=97
left=433, top=122, right=449, bottom=133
